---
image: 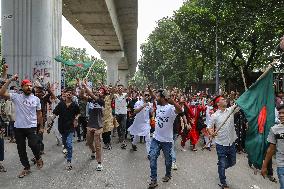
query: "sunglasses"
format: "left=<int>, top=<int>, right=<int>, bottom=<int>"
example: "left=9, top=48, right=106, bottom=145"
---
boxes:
left=144, top=94, right=150, bottom=97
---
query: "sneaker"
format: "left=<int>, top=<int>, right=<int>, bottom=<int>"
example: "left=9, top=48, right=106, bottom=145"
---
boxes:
left=18, top=169, right=31, bottom=178
left=91, top=152, right=96, bottom=160
left=148, top=180, right=158, bottom=189
left=77, top=138, right=82, bottom=142
left=36, top=158, right=44, bottom=169
left=121, top=143, right=127, bottom=149
left=218, top=183, right=230, bottom=189
left=103, top=144, right=109, bottom=149
left=0, top=164, right=7, bottom=172
left=96, top=164, right=103, bottom=171
left=181, top=147, right=187, bottom=152
left=107, top=144, right=112, bottom=150
left=132, top=144, right=137, bottom=151
left=65, top=162, right=72, bottom=171
left=62, top=148, right=67, bottom=154
left=172, top=162, right=178, bottom=170
left=162, top=176, right=171, bottom=182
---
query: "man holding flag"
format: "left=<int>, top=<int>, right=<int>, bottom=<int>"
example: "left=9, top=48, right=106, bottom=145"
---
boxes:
left=208, top=59, right=275, bottom=188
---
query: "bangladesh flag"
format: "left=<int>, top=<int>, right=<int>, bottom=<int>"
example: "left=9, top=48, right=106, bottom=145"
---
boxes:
left=54, top=56, right=93, bottom=69
left=236, top=68, right=275, bottom=169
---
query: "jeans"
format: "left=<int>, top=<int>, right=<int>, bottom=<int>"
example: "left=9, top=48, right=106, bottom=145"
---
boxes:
left=149, top=138, right=172, bottom=181
left=277, top=167, right=284, bottom=189
left=216, top=143, right=236, bottom=185
left=14, top=128, right=41, bottom=169
left=116, top=114, right=127, bottom=141
left=0, top=138, right=4, bottom=161
left=62, top=132, right=73, bottom=163
left=171, top=134, right=178, bottom=162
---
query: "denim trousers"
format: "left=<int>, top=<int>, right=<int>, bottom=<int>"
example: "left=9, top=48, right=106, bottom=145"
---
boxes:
left=149, top=138, right=172, bottom=181
left=216, top=143, right=236, bottom=185
left=278, top=167, right=284, bottom=189
left=62, top=132, right=73, bottom=163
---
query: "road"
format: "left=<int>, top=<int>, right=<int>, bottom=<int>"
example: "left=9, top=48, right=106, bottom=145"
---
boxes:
left=0, top=134, right=278, bottom=189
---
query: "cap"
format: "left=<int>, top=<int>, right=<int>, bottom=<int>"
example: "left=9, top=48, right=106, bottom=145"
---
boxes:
left=21, top=79, right=32, bottom=87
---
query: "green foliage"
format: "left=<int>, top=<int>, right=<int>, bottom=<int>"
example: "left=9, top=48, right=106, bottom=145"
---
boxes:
left=60, top=46, right=106, bottom=87
left=137, top=0, right=284, bottom=91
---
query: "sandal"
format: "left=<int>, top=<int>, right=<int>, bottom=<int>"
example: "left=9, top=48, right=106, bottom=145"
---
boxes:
left=18, top=169, right=31, bottom=178
left=268, top=175, right=278, bottom=183
left=36, top=158, right=44, bottom=169
left=162, top=176, right=171, bottom=182
left=218, top=183, right=230, bottom=189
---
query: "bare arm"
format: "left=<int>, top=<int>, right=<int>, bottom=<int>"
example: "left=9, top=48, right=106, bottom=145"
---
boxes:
left=261, top=144, right=276, bottom=177
left=0, top=74, right=18, bottom=99
left=37, top=110, right=44, bottom=133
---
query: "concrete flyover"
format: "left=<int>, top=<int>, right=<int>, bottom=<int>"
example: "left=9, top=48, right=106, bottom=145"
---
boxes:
left=63, top=0, right=138, bottom=86
left=1, top=0, right=137, bottom=88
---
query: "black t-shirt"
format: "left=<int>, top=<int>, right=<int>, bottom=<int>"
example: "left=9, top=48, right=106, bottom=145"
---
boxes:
left=53, top=101, right=80, bottom=134
left=88, top=98, right=105, bottom=129
left=173, top=112, right=185, bottom=134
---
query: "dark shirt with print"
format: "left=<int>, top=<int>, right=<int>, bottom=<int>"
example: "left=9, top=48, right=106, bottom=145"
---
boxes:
left=88, top=98, right=105, bottom=129
left=53, top=101, right=80, bottom=134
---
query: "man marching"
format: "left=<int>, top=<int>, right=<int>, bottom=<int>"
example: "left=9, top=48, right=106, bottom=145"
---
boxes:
left=148, top=89, right=182, bottom=189
left=208, top=96, right=239, bottom=189
left=0, top=75, right=44, bottom=178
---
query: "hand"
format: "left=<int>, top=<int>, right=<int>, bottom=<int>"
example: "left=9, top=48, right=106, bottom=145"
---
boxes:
left=3, top=64, right=8, bottom=71
left=211, top=132, right=218, bottom=137
left=73, top=118, right=78, bottom=128
left=261, top=167, right=268, bottom=178
left=186, top=124, right=191, bottom=130
left=38, top=127, right=44, bottom=134
left=167, top=98, right=175, bottom=105
left=143, top=102, right=149, bottom=107
left=11, top=74, right=18, bottom=81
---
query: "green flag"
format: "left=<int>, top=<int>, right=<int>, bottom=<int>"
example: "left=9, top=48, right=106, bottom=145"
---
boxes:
left=54, top=56, right=94, bottom=69
left=236, top=68, right=275, bottom=169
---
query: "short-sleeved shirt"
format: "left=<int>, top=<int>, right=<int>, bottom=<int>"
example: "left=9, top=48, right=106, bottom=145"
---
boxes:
left=88, top=98, right=105, bottom=129
left=267, top=124, right=284, bottom=167
left=209, top=106, right=237, bottom=146
left=10, top=93, right=41, bottom=128
left=115, top=93, right=127, bottom=115
left=154, top=104, right=177, bottom=142
left=53, top=101, right=80, bottom=134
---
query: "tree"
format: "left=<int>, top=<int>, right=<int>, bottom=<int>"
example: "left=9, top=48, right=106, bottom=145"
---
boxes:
left=137, top=0, right=284, bottom=91
left=60, top=46, right=106, bottom=87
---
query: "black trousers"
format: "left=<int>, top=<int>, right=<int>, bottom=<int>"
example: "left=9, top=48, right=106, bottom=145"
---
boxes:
left=14, top=128, right=41, bottom=169
left=76, top=116, right=88, bottom=139
left=102, top=131, right=111, bottom=145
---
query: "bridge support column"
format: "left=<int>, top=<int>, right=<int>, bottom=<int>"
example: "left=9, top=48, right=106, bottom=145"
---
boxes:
left=101, top=51, right=124, bottom=86
left=1, top=0, right=62, bottom=93
left=118, top=70, right=129, bottom=87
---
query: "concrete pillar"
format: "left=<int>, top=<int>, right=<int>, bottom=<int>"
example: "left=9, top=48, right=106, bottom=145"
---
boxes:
left=1, top=0, right=62, bottom=93
left=100, top=51, right=124, bottom=86
left=118, top=69, right=129, bottom=87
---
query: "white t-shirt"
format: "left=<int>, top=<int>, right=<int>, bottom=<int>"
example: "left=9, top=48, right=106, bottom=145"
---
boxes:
left=10, top=93, right=41, bottom=128
left=128, top=100, right=153, bottom=136
left=115, top=93, right=127, bottom=115
left=154, top=104, right=177, bottom=142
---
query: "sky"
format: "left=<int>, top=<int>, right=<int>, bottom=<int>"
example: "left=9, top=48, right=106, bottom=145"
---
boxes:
left=62, top=0, right=185, bottom=59
left=1, top=0, right=185, bottom=60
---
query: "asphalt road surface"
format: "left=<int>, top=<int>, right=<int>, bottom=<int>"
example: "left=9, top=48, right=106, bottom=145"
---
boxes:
left=0, top=134, right=279, bottom=189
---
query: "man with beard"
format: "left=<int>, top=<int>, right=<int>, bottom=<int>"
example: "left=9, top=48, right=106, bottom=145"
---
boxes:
left=81, top=80, right=105, bottom=171
left=48, top=87, right=80, bottom=171
left=0, top=75, right=44, bottom=178
left=148, top=89, right=182, bottom=189
left=128, top=91, right=153, bottom=156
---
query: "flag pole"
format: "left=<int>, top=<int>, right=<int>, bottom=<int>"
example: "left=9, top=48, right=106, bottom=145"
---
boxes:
left=84, top=62, right=96, bottom=80
left=202, top=60, right=279, bottom=150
